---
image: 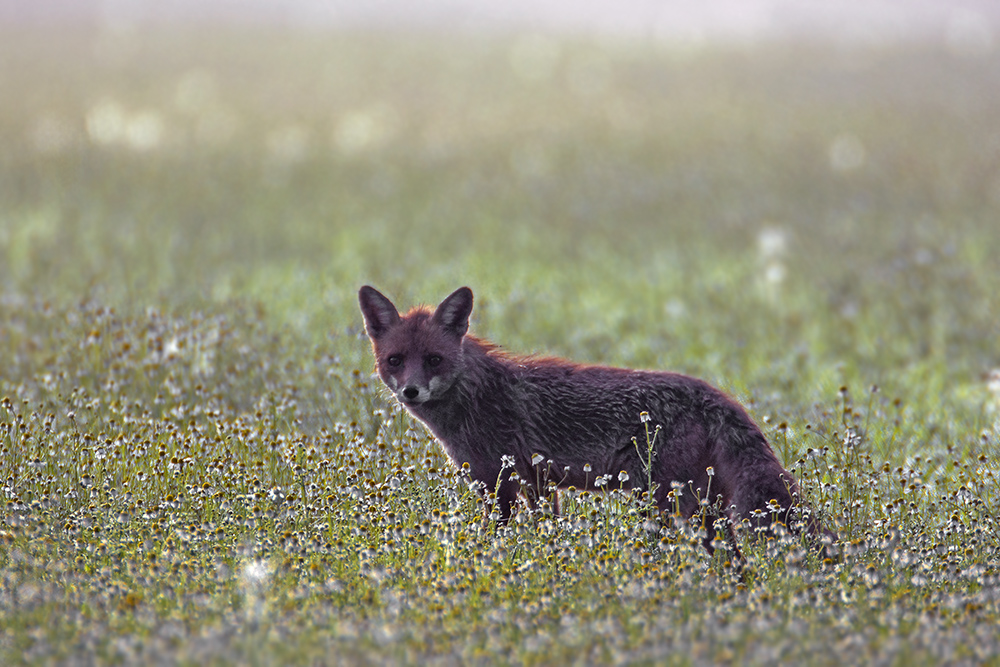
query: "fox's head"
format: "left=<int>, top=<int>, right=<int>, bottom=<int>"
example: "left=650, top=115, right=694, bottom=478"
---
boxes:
left=358, top=286, right=473, bottom=406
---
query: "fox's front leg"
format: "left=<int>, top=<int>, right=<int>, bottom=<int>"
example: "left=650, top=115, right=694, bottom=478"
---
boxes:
left=474, top=466, right=520, bottom=524
left=523, top=481, right=560, bottom=516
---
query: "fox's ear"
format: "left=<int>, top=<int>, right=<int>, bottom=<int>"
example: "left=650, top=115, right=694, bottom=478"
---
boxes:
left=432, top=286, right=473, bottom=338
left=358, top=285, right=401, bottom=340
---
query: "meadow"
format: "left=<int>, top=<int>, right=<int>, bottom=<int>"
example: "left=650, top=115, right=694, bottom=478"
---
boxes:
left=1, top=24, right=999, bottom=664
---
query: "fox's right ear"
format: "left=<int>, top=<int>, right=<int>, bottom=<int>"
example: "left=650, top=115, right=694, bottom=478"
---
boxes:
left=358, top=285, right=400, bottom=340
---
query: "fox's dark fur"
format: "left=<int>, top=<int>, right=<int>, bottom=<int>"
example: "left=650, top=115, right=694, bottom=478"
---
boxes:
left=359, top=285, right=835, bottom=555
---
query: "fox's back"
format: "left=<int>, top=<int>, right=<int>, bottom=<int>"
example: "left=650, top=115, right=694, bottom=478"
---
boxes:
left=501, top=352, right=740, bottom=428
left=512, top=356, right=696, bottom=425
left=455, top=349, right=756, bottom=484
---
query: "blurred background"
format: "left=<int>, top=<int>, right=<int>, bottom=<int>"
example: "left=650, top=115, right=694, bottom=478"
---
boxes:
left=4, top=6, right=1000, bottom=663
left=1, top=0, right=998, bottom=423
left=6, top=0, right=1000, bottom=43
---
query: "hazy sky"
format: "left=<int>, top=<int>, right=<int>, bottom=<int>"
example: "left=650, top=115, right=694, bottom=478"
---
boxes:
left=4, top=0, right=999, bottom=48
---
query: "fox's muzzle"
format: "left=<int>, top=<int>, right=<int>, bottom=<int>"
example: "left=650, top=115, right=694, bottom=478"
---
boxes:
left=399, top=385, right=430, bottom=404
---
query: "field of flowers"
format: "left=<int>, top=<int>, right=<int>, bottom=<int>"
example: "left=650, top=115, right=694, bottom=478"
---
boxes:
left=1, top=26, right=999, bottom=664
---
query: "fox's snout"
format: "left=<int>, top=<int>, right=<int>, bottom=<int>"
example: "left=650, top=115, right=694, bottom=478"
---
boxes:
left=392, top=376, right=449, bottom=405
left=398, top=384, right=429, bottom=404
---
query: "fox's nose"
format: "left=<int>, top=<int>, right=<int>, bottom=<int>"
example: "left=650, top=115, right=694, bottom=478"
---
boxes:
left=401, top=386, right=420, bottom=401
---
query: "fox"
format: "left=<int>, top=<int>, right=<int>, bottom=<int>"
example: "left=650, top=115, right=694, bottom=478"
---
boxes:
left=359, top=285, right=835, bottom=556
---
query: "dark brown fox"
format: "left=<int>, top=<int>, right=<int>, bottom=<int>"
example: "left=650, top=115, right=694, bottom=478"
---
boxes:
left=359, top=285, right=834, bottom=554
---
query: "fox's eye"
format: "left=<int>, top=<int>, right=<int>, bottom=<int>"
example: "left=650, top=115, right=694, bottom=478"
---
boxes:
left=387, top=355, right=403, bottom=367
left=426, top=355, right=442, bottom=367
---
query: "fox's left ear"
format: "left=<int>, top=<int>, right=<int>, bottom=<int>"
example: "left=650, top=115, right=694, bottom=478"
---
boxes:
left=433, top=286, right=473, bottom=338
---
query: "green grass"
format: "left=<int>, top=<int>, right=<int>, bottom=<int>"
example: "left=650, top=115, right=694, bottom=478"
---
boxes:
left=1, top=25, right=999, bottom=664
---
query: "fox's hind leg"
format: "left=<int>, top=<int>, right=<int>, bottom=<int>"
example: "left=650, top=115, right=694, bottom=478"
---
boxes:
left=718, top=453, right=840, bottom=562
left=723, top=458, right=797, bottom=535
left=715, top=441, right=837, bottom=548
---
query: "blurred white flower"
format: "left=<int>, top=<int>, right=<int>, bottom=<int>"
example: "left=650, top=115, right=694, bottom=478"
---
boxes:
left=333, top=105, right=396, bottom=155
left=124, top=110, right=165, bottom=151
left=87, top=100, right=126, bottom=145
left=757, top=226, right=788, bottom=303
left=987, top=369, right=1000, bottom=415
left=829, top=133, right=866, bottom=172
left=242, top=560, right=271, bottom=589
left=86, top=100, right=165, bottom=151
left=757, top=227, right=787, bottom=261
